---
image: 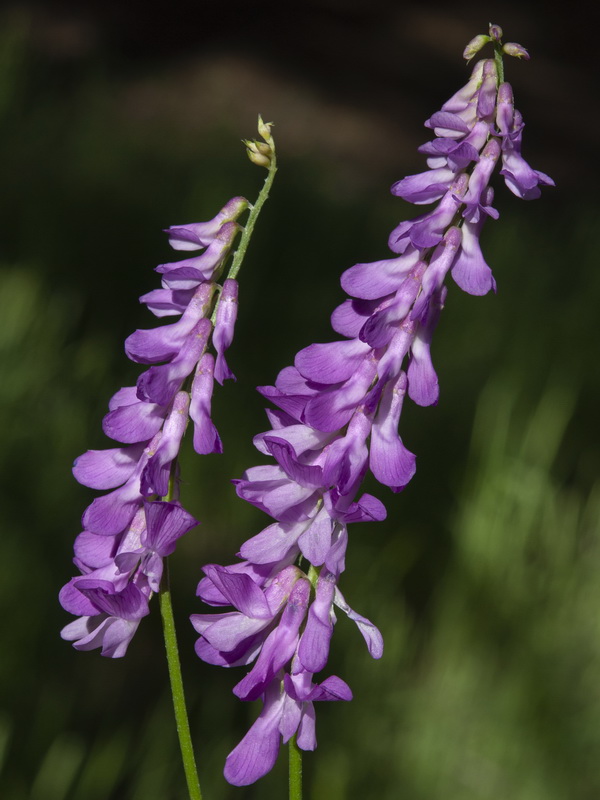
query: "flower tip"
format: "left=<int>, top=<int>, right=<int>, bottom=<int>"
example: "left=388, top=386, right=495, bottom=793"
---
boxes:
left=257, top=114, right=274, bottom=144
left=488, top=23, right=503, bottom=42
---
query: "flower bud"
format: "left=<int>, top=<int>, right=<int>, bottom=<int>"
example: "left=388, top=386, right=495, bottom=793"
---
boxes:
left=244, top=139, right=272, bottom=168
left=246, top=150, right=271, bottom=168
left=257, top=114, right=273, bottom=144
left=488, top=23, right=503, bottom=42
left=503, top=42, right=530, bottom=60
left=462, top=34, right=490, bottom=61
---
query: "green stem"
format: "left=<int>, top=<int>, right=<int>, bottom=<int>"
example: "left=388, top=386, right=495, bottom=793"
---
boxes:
left=289, top=733, right=303, bottom=800
left=493, top=41, right=504, bottom=83
left=226, top=146, right=278, bottom=282
left=159, top=565, right=203, bottom=800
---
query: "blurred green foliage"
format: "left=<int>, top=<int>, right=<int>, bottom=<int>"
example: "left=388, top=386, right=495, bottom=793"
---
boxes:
left=0, top=10, right=598, bottom=800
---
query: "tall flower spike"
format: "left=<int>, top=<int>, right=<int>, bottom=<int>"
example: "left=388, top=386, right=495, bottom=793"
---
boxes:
left=192, top=28, right=553, bottom=786
left=61, top=118, right=278, bottom=658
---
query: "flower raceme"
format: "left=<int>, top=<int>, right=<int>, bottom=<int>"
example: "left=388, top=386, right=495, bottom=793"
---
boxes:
left=191, top=27, right=553, bottom=786
left=60, top=196, right=250, bottom=657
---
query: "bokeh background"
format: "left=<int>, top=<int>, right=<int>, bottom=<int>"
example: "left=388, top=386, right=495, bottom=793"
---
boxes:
left=1, top=1, right=599, bottom=798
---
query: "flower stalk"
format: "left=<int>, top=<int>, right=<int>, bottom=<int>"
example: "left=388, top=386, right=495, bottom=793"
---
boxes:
left=227, top=116, right=277, bottom=282
left=289, top=733, right=303, bottom=800
left=160, top=564, right=203, bottom=800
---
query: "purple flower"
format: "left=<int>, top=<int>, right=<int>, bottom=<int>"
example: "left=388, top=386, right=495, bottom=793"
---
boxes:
left=224, top=670, right=352, bottom=786
left=213, top=279, right=239, bottom=384
left=60, top=581, right=150, bottom=658
left=165, top=197, right=248, bottom=251
left=61, top=499, right=198, bottom=657
left=192, top=28, right=553, bottom=785
left=61, top=195, right=249, bottom=656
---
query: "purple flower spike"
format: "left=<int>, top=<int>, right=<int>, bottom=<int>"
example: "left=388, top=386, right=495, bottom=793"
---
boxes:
left=192, top=36, right=554, bottom=784
left=62, top=192, right=252, bottom=656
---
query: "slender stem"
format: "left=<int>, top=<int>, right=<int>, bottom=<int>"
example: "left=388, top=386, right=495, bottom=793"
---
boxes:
left=226, top=145, right=278, bottom=282
left=159, top=564, right=203, bottom=800
left=289, top=733, right=303, bottom=800
left=493, top=41, right=504, bottom=83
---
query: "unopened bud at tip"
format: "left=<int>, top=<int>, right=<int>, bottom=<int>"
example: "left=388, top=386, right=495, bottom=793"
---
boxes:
left=257, top=115, right=274, bottom=144
left=503, top=42, right=530, bottom=60
left=488, top=23, right=503, bottom=42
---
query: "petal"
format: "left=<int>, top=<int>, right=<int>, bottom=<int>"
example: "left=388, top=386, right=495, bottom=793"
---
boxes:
left=201, top=564, right=273, bottom=618
left=166, top=198, right=248, bottom=250
left=297, top=570, right=335, bottom=672
left=330, top=298, right=381, bottom=338
left=102, top=398, right=166, bottom=444
left=224, top=683, right=285, bottom=786
left=142, top=500, right=198, bottom=557
left=334, top=587, right=384, bottom=659
left=213, top=279, right=238, bottom=385
left=72, top=444, right=145, bottom=490
left=369, top=373, right=416, bottom=492
left=239, top=521, right=303, bottom=565
left=341, top=249, right=420, bottom=298
left=297, top=506, right=333, bottom=566
left=391, top=166, right=455, bottom=205
left=73, top=530, right=119, bottom=569
left=295, top=338, right=370, bottom=385
left=136, top=318, right=211, bottom=406
left=190, top=353, right=222, bottom=455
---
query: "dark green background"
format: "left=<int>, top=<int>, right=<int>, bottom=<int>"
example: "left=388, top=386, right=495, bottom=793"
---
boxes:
left=1, top=2, right=598, bottom=798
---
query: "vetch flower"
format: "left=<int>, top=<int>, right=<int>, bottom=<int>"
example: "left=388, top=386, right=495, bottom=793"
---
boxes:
left=60, top=193, right=251, bottom=656
left=192, top=25, right=553, bottom=785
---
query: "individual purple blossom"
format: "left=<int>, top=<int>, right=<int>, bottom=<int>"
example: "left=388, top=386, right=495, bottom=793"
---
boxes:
left=213, top=278, right=239, bottom=384
left=224, top=668, right=352, bottom=786
left=61, top=195, right=250, bottom=656
left=192, top=27, right=553, bottom=785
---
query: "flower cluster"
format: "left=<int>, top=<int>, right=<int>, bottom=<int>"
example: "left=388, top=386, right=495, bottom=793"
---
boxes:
left=60, top=196, right=249, bottom=657
left=191, top=27, right=553, bottom=786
